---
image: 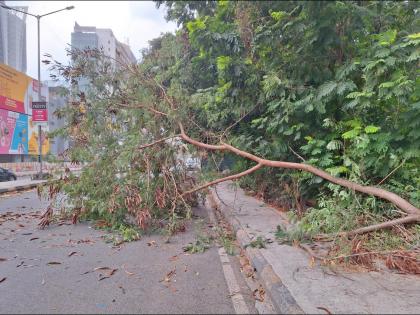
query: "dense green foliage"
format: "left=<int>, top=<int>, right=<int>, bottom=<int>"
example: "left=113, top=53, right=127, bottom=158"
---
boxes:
left=154, top=1, right=420, bottom=234
left=47, top=1, right=419, bottom=245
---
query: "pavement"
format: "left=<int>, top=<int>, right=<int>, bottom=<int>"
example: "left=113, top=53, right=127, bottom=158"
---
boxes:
left=0, top=179, right=46, bottom=194
left=0, top=190, right=258, bottom=314
left=0, top=168, right=82, bottom=194
left=210, top=181, right=420, bottom=314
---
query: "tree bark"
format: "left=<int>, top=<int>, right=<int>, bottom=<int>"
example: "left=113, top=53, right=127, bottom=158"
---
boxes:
left=178, top=123, right=420, bottom=217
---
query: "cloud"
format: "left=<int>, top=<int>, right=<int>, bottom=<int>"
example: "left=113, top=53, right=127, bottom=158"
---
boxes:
left=5, top=1, right=177, bottom=80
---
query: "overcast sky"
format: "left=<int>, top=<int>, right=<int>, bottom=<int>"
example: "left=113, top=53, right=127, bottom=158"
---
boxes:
left=6, top=1, right=177, bottom=80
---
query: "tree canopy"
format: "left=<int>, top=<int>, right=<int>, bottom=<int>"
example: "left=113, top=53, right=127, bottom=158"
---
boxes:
left=43, top=1, right=419, bottom=254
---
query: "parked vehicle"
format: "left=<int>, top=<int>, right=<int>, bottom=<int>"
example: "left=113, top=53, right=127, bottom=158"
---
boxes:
left=185, top=157, right=201, bottom=170
left=0, top=168, right=17, bottom=182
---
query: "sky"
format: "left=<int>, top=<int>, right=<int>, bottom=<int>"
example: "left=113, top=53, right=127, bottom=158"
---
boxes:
left=5, top=1, right=177, bottom=80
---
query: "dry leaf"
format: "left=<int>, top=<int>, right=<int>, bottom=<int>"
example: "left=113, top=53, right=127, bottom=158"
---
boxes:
left=98, top=268, right=117, bottom=281
left=309, top=256, right=316, bottom=268
left=121, top=264, right=135, bottom=276
left=94, top=266, right=113, bottom=271
left=118, top=285, right=126, bottom=294
left=147, top=241, right=157, bottom=247
left=253, top=284, right=265, bottom=302
left=317, top=306, right=332, bottom=314
left=160, top=269, right=176, bottom=283
left=169, top=255, right=178, bottom=262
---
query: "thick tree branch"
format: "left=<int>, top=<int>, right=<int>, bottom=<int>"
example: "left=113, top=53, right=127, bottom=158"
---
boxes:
left=181, top=163, right=263, bottom=197
left=178, top=123, right=420, bottom=216
left=346, top=215, right=420, bottom=236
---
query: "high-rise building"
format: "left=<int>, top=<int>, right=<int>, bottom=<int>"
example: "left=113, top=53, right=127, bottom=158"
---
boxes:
left=48, top=84, right=69, bottom=157
left=0, top=1, right=27, bottom=73
left=116, top=40, right=137, bottom=66
left=71, top=22, right=136, bottom=67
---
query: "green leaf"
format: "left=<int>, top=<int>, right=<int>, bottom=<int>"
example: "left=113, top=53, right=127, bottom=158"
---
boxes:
left=326, top=140, right=343, bottom=151
left=342, top=128, right=360, bottom=139
left=270, top=11, right=288, bottom=21
left=377, top=29, right=397, bottom=46
left=364, top=125, right=380, bottom=134
left=216, top=56, right=231, bottom=71
left=317, top=81, right=337, bottom=99
left=407, top=33, right=420, bottom=40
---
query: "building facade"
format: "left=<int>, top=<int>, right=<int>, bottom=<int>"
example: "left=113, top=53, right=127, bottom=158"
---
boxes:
left=116, top=41, right=137, bottom=66
left=47, top=84, right=68, bottom=157
left=71, top=22, right=136, bottom=67
left=0, top=1, right=27, bottom=73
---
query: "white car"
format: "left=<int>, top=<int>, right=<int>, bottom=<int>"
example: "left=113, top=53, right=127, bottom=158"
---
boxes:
left=185, top=157, right=201, bottom=170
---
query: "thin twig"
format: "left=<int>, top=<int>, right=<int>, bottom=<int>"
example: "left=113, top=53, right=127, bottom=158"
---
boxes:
left=288, top=145, right=306, bottom=162
left=377, top=159, right=406, bottom=185
left=221, top=103, right=259, bottom=139
left=137, top=134, right=180, bottom=150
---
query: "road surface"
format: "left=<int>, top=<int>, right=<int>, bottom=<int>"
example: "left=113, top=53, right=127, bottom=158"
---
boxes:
left=0, top=190, right=257, bottom=314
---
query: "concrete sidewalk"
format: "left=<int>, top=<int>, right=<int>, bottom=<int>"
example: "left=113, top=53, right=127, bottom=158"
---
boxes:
left=211, top=181, right=420, bottom=314
left=0, top=179, right=46, bottom=194
left=0, top=169, right=82, bottom=195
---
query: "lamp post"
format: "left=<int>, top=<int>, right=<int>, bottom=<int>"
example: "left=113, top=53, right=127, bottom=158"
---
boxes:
left=0, top=4, right=74, bottom=179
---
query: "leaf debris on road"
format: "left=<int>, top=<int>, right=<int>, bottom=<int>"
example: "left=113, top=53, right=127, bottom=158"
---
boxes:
left=160, top=268, right=176, bottom=283
left=253, top=284, right=265, bottom=302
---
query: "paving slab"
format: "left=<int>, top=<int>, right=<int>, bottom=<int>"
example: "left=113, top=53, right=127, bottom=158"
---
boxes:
left=212, top=181, right=420, bottom=314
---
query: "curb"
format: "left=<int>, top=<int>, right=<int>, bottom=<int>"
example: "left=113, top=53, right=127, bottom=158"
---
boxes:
left=0, top=181, right=47, bottom=195
left=0, top=170, right=81, bottom=196
left=208, top=187, right=305, bottom=315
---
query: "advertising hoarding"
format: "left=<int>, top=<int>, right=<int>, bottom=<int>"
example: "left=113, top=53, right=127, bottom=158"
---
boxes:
left=0, top=63, right=50, bottom=155
left=28, top=116, right=49, bottom=155
left=0, top=109, right=29, bottom=154
left=0, top=63, right=32, bottom=114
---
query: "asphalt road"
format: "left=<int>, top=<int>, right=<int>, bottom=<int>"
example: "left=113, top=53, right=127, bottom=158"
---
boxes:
left=0, top=190, right=257, bottom=314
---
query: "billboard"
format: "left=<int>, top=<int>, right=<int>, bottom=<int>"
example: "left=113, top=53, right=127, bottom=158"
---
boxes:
left=0, top=63, right=32, bottom=114
left=0, top=63, right=50, bottom=155
left=0, top=109, right=29, bottom=154
left=32, top=101, right=48, bottom=122
left=28, top=116, right=49, bottom=155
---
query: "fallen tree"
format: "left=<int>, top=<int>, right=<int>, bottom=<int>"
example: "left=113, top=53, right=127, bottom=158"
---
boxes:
left=41, top=1, right=419, bottom=244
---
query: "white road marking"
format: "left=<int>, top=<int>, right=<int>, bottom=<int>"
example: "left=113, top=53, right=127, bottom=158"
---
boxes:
left=218, top=247, right=250, bottom=314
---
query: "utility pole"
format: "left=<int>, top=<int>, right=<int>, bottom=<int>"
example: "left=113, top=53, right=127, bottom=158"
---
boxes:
left=37, top=16, right=42, bottom=178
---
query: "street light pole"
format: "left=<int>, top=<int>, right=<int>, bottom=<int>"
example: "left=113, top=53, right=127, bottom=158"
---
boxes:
left=0, top=4, right=74, bottom=179
left=37, top=16, right=42, bottom=178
